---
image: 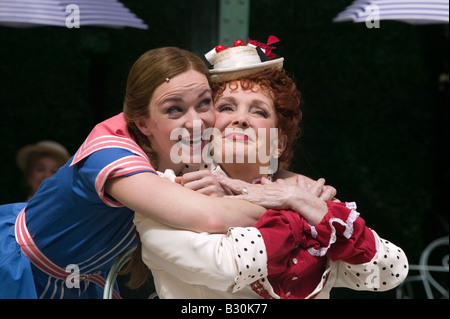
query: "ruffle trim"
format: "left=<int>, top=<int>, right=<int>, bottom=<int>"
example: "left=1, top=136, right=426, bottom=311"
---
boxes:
left=307, top=202, right=360, bottom=257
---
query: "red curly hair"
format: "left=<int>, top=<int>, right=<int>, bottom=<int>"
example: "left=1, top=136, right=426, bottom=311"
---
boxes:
left=211, top=68, right=302, bottom=169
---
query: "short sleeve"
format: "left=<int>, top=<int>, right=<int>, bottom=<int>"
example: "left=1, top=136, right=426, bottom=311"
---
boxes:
left=75, top=148, right=156, bottom=207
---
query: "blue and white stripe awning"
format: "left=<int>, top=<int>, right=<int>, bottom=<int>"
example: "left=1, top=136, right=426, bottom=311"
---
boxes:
left=333, top=0, right=449, bottom=25
left=0, top=0, right=148, bottom=29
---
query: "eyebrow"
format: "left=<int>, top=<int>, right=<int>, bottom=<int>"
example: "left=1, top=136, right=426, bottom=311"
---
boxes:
left=160, top=96, right=183, bottom=105
left=216, top=96, right=236, bottom=103
left=158, top=89, right=212, bottom=106
left=216, top=96, right=271, bottom=109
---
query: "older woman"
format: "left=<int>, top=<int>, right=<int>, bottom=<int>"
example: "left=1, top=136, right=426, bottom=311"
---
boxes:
left=133, top=39, right=408, bottom=298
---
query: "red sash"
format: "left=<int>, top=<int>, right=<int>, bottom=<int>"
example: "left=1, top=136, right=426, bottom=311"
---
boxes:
left=15, top=209, right=121, bottom=299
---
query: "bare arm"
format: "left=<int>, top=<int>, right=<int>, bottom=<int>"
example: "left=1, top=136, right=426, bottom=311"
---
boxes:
left=105, top=172, right=266, bottom=233
left=175, top=169, right=336, bottom=225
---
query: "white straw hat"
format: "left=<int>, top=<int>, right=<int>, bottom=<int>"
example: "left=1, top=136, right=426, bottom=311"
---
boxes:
left=205, top=36, right=284, bottom=82
left=16, top=140, right=71, bottom=171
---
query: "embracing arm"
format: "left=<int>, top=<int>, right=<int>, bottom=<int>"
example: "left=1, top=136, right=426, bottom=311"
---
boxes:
left=135, top=214, right=238, bottom=292
left=134, top=214, right=267, bottom=293
left=217, top=174, right=331, bottom=226
left=105, top=172, right=266, bottom=233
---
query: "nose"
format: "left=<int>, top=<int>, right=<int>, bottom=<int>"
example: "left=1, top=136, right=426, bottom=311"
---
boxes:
left=231, top=111, right=249, bottom=129
left=184, top=109, right=203, bottom=131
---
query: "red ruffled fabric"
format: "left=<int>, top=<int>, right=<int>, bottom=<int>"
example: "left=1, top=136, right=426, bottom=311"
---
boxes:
left=254, top=201, right=376, bottom=298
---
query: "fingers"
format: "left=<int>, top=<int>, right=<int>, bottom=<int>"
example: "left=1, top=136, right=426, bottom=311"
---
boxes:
left=216, top=175, right=251, bottom=195
left=177, top=171, right=216, bottom=189
left=296, top=175, right=327, bottom=198
left=178, top=170, right=213, bottom=185
left=182, top=177, right=211, bottom=191
left=261, top=176, right=273, bottom=185
left=319, top=185, right=336, bottom=201
left=306, top=178, right=338, bottom=201
left=177, top=171, right=229, bottom=196
left=310, top=178, right=326, bottom=197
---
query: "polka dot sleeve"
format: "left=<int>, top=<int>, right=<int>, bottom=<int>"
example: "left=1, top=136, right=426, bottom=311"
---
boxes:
left=227, top=227, right=268, bottom=292
left=333, top=230, right=409, bottom=292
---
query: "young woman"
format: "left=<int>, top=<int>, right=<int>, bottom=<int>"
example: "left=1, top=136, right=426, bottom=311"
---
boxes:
left=133, top=41, right=408, bottom=298
left=0, top=47, right=267, bottom=299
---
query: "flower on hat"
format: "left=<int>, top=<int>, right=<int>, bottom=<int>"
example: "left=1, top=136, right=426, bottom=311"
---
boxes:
left=247, top=35, right=280, bottom=60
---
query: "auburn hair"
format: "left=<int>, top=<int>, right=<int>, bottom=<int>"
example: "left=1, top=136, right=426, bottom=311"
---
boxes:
left=211, top=67, right=302, bottom=169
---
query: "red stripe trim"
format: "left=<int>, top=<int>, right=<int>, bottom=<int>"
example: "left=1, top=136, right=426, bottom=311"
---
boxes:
left=15, top=208, right=122, bottom=299
left=70, top=135, right=149, bottom=167
left=95, top=156, right=156, bottom=207
left=16, top=209, right=67, bottom=279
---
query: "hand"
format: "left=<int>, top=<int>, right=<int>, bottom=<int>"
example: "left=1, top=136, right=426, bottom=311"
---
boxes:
left=281, top=172, right=338, bottom=202
left=175, top=170, right=233, bottom=197
left=296, top=176, right=338, bottom=202
left=216, top=174, right=336, bottom=206
left=217, top=175, right=330, bottom=225
left=216, top=175, right=295, bottom=210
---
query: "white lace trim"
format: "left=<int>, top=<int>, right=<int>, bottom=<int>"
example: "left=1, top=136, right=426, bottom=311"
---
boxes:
left=307, top=202, right=360, bottom=257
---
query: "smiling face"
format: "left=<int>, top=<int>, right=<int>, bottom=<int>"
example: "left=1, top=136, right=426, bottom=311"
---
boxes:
left=135, top=69, right=215, bottom=172
left=212, top=81, right=286, bottom=180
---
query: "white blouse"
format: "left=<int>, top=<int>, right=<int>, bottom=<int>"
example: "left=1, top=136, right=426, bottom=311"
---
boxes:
left=133, top=169, right=408, bottom=299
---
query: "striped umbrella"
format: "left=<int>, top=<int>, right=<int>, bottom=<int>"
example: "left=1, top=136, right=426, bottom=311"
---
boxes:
left=333, top=0, right=449, bottom=25
left=0, top=0, right=148, bottom=29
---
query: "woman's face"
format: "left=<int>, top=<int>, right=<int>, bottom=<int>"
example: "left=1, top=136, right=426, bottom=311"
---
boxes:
left=213, top=81, right=284, bottom=171
left=136, top=69, right=215, bottom=171
left=27, top=155, right=60, bottom=195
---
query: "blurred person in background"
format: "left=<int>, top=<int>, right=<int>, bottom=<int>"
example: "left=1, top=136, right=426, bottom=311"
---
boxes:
left=16, top=140, right=71, bottom=201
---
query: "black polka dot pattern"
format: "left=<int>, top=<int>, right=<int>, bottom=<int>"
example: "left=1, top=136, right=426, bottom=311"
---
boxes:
left=336, top=232, right=409, bottom=292
left=227, top=227, right=268, bottom=292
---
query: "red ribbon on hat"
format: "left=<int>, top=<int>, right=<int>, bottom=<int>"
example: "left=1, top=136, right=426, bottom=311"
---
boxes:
left=247, top=35, right=280, bottom=60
